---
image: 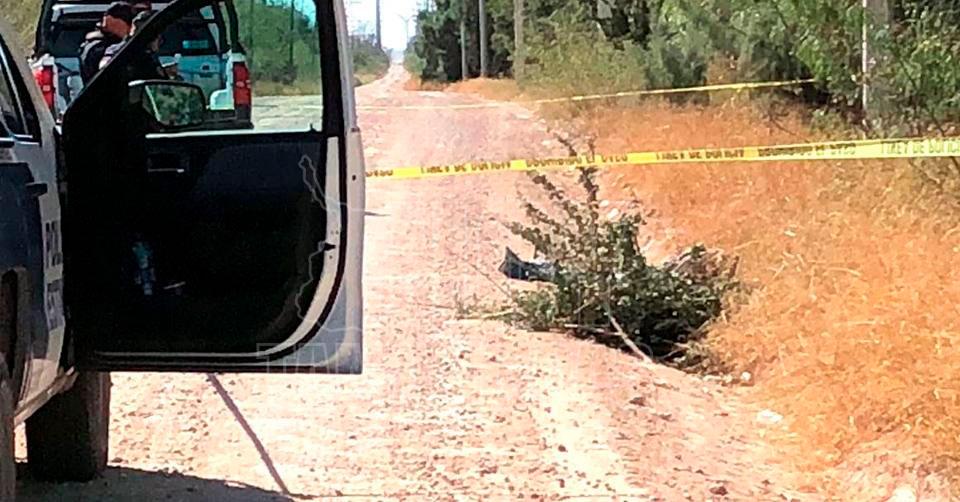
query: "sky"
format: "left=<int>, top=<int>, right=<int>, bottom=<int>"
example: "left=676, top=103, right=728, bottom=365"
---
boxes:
left=344, top=0, right=424, bottom=50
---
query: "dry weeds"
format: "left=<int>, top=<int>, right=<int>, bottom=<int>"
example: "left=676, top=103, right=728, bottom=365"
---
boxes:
left=402, top=76, right=450, bottom=92
left=446, top=78, right=523, bottom=101
left=588, top=99, right=960, bottom=496
left=454, top=79, right=960, bottom=497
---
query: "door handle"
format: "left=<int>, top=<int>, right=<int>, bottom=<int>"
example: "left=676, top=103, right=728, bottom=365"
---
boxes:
left=25, top=182, right=48, bottom=198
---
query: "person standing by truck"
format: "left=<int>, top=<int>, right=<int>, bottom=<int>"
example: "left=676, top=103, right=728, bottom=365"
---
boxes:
left=99, top=10, right=171, bottom=80
left=78, top=2, right=136, bottom=84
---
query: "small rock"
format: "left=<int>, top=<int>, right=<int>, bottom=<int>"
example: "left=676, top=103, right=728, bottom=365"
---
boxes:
left=558, top=444, right=568, bottom=452
left=756, top=409, right=784, bottom=426
left=629, top=396, right=647, bottom=407
left=886, top=486, right=917, bottom=502
left=740, top=371, right=752, bottom=383
left=710, top=484, right=729, bottom=496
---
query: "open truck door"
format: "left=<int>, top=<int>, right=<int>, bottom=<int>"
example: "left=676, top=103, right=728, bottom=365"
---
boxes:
left=59, top=0, right=364, bottom=373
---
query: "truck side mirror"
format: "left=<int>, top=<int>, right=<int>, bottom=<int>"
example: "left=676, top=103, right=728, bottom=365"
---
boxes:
left=128, top=79, right=206, bottom=130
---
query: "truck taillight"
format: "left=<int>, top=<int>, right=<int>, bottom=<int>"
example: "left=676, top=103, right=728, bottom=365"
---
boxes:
left=232, top=62, right=251, bottom=107
left=32, top=65, right=55, bottom=110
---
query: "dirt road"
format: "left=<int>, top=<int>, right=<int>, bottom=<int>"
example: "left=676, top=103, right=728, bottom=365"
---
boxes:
left=17, top=67, right=810, bottom=501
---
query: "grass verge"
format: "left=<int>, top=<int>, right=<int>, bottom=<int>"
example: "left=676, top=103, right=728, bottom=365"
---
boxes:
left=589, top=99, right=960, bottom=495
left=458, top=78, right=960, bottom=496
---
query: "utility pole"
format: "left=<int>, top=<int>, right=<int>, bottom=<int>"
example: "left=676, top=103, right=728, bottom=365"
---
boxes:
left=375, top=0, right=382, bottom=50
left=478, top=0, right=488, bottom=77
left=248, top=0, right=255, bottom=64
left=288, top=0, right=296, bottom=81
left=514, top=0, right=523, bottom=74
left=862, top=0, right=889, bottom=125
left=398, top=14, right=413, bottom=45
left=460, top=18, right=468, bottom=80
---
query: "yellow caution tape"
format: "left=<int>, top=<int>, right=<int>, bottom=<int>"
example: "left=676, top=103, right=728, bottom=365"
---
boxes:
left=358, top=78, right=816, bottom=111
left=366, top=136, right=960, bottom=180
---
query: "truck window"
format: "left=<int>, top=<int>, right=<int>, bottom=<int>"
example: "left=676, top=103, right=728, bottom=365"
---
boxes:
left=0, top=41, right=26, bottom=137
left=49, top=10, right=225, bottom=59
left=234, top=0, right=323, bottom=131
left=157, top=17, right=220, bottom=56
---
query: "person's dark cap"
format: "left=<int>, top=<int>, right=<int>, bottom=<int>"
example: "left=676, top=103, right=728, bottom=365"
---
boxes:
left=132, top=10, right=154, bottom=31
left=104, top=2, right=136, bottom=24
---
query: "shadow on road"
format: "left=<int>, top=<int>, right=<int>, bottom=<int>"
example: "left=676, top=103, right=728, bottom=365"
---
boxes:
left=206, top=374, right=291, bottom=496
left=17, top=466, right=298, bottom=501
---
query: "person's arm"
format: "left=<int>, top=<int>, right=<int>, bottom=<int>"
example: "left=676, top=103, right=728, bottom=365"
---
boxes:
left=80, top=41, right=108, bottom=84
left=100, top=43, right=123, bottom=70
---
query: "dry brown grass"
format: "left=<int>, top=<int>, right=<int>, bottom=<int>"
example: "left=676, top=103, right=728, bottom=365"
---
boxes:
left=403, top=76, right=451, bottom=92
left=446, top=74, right=960, bottom=494
left=573, top=99, right=960, bottom=496
left=446, top=78, right=523, bottom=101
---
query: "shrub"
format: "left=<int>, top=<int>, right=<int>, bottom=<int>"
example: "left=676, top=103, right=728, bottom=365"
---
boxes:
left=522, top=5, right=649, bottom=95
left=507, top=168, right=738, bottom=359
left=351, top=38, right=389, bottom=82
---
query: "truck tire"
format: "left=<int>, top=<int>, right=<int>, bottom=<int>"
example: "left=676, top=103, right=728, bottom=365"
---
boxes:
left=0, top=360, right=16, bottom=501
left=25, top=371, right=110, bottom=481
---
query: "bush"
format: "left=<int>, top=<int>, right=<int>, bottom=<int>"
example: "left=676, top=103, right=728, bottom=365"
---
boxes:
left=689, top=0, right=960, bottom=131
left=522, top=5, right=649, bottom=95
left=351, top=38, right=389, bottom=82
left=404, top=43, right=426, bottom=77
left=507, top=168, right=738, bottom=359
left=406, top=0, right=960, bottom=135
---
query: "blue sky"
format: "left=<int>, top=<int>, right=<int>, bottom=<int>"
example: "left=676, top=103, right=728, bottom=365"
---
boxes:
left=344, top=0, right=423, bottom=50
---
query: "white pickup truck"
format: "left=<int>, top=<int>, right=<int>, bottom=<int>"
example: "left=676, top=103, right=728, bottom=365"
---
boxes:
left=31, top=0, right=253, bottom=128
left=0, top=0, right=365, bottom=498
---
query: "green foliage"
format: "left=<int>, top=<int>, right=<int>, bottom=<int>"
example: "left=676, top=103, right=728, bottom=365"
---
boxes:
left=521, top=5, right=649, bottom=94
left=879, top=4, right=960, bottom=132
left=681, top=0, right=960, bottom=130
left=411, top=0, right=659, bottom=84
left=239, top=1, right=386, bottom=92
left=236, top=0, right=320, bottom=88
left=411, top=4, right=463, bottom=82
left=507, top=169, right=737, bottom=359
left=407, top=0, right=960, bottom=133
left=404, top=42, right=426, bottom=77
left=351, top=37, right=389, bottom=82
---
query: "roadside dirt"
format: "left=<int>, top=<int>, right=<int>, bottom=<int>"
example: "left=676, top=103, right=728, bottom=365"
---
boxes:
left=17, top=67, right=819, bottom=501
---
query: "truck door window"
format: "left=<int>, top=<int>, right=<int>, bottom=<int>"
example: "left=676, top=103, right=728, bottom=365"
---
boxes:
left=0, top=43, right=26, bottom=137
left=0, top=38, right=41, bottom=142
left=226, top=0, right=323, bottom=132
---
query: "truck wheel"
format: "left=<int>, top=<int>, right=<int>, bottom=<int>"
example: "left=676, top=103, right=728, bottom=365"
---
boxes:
left=0, top=360, right=16, bottom=501
left=25, top=371, right=110, bottom=481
